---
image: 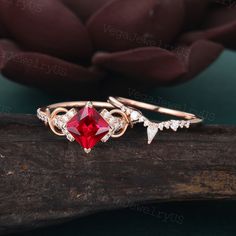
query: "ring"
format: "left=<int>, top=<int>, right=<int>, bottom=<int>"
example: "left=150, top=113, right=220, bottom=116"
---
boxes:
left=108, top=97, right=203, bottom=144
left=37, top=101, right=129, bottom=153
left=37, top=97, right=203, bottom=154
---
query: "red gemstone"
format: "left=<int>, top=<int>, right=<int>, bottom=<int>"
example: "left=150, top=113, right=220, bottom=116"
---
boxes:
left=66, top=106, right=110, bottom=150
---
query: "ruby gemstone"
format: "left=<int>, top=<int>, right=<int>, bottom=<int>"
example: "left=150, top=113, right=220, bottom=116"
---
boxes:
left=66, top=106, right=110, bottom=150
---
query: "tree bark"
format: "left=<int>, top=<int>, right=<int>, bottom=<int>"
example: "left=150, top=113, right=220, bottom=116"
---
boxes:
left=0, top=114, right=236, bottom=234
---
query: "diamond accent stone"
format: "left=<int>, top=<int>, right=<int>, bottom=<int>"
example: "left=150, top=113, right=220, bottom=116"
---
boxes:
left=66, top=133, right=75, bottom=142
left=164, top=122, right=170, bottom=129
left=100, top=109, right=127, bottom=142
left=139, top=116, right=145, bottom=122
left=179, top=120, right=185, bottom=128
left=170, top=120, right=179, bottom=131
left=37, top=108, right=48, bottom=123
left=101, top=131, right=112, bottom=143
left=144, top=120, right=150, bottom=127
left=158, top=123, right=164, bottom=131
left=54, top=108, right=77, bottom=130
left=147, top=123, right=158, bottom=144
left=130, top=111, right=142, bottom=122
left=185, top=121, right=190, bottom=128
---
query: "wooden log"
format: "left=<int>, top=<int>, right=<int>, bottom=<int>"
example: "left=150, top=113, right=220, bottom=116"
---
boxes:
left=0, top=114, right=236, bottom=234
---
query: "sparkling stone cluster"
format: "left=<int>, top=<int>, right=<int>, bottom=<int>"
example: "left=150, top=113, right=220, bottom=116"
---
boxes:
left=115, top=105, right=191, bottom=144
left=100, top=109, right=127, bottom=142
left=52, top=106, right=129, bottom=151
left=38, top=102, right=193, bottom=153
left=53, top=108, right=77, bottom=142
left=37, top=108, right=48, bottom=123
left=146, top=120, right=191, bottom=144
left=121, top=107, right=145, bottom=124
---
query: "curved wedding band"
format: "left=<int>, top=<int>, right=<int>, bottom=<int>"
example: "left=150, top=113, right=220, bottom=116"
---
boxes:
left=37, top=97, right=203, bottom=153
left=108, top=97, right=203, bottom=124
left=108, top=97, right=203, bottom=144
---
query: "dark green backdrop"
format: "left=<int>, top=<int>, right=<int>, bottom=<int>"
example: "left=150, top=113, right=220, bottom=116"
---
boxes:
left=1, top=49, right=236, bottom=235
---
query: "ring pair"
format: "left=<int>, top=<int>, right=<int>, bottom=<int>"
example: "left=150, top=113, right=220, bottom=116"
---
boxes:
left=37, top=97, right=203, bottom=153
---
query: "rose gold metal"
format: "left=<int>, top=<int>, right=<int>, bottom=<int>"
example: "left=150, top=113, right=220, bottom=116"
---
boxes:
left=48, top=107, right=68, bottom=136
left=38, top=101, right=130, bottom=138
left=108, top=97, right=203, bottom=124
left=37, top=97, right=203, bottom=153
left=109, top=109, right=129, bottom=138
left=38, top=101, right=114, bottom=124
left=45, top=101, right=114, bottom=110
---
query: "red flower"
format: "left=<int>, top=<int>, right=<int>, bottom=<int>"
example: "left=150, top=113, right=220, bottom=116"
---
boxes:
left=0, top=0, right=235, bottom=94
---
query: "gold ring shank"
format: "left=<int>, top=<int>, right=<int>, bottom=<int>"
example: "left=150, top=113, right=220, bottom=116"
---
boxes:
left=44, top=101, right=114, bottom=111
left=39, top=101, right=114, bottom=117
left=109, top=97, right=203, bottom=124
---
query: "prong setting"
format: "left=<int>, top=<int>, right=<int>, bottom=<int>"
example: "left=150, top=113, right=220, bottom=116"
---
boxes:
left=37, top=97, right=200, bottom=154
left=84, top=148, right=91, bottom=154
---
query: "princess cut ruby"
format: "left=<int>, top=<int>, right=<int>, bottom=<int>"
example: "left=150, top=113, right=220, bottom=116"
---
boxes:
left=66, top=105, right=109, bottom=151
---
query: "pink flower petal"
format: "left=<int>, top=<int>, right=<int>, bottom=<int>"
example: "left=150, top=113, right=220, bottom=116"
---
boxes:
left=61, top=0, right=111, bottom=22
left=0, top=0, right=92, bottom=59
left=93, top=40, right=223, bottom=85
left=0, top=39, right=21, bottom=69
left=173, top=40, right=223, bottom=83
left=179, top=7, right=236, bottom=49
left=93, top=47, right=187, bottom=84
left=87, top=0, right=185, bottom=52
left=2, top=52, right=105, bottom=89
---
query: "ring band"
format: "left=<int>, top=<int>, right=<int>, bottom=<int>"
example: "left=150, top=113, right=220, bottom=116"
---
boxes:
left=37, top=101, right=130, bottom=153
left=37, top=97, right=203, bottom=153
left=108, top=97, right=203, bottom=144
left=108, top=97, right=203, bottom=123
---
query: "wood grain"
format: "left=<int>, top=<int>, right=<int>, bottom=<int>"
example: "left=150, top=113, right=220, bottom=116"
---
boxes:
left=0, top=114, right=236, bottom=234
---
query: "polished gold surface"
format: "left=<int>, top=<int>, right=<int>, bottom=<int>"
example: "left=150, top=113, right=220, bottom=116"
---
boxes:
left=108, top=97, right=203, bottom=124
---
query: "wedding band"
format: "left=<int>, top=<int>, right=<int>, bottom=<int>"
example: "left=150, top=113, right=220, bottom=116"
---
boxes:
left=37, top=97, right=203, bottom=153
left=108, top=97, right=203, bottom=144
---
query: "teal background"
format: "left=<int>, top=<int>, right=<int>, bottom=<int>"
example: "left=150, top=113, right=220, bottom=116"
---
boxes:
left=1, top=50, right=236, bottom=235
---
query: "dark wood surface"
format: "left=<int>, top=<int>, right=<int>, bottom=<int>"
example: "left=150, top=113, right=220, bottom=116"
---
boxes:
left=0, top=114, right=236, bottom=235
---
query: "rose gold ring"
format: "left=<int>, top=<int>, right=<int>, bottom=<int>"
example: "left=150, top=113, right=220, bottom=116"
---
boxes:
left=108, top=97, right=203, bottom=144
left=37, top=101, right=130, bottom=153
left=37, top=97, right=203, bottom=154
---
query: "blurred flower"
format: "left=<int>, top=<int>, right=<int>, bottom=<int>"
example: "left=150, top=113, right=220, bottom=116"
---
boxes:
left=0, top=0, right=235, bottom=94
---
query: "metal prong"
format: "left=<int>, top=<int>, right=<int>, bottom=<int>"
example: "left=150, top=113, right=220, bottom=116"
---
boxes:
left=85, top=101, right=93, bottom=108
left=84, top=148, right=91, bottom=154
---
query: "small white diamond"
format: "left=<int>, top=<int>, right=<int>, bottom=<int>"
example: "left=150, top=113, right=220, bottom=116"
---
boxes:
left=53, top=116, right=64, bottom=129
left=130, top=111, right=141, bottom=121
left=84, top=148, right=91, bottom=154
left=100, top=109, right=112, bottom=120
left=139, top=116, right=145, bottom=122
left=113, top=121, right=121, bottom=131
left=179, top=120, right=185, bottom=128
left=37, top=109, right=48, bottom=123
left=158, top=123, right=164, bottom=131
left=66, top=133, right=75, bottom=142
left=185, top=121, right=190, bottom=128
left=170, top=120, right=179, bottom=131
left=66, top=108, right=77, bottom=120
left=164, top=122, right=170, bottom=129
left=144, top=120, right=150, bottom=127
left=121, top=106, right=126, bottom=112
left=126, top=108, right=132, bottom=115
left=108, top=117, right=121, bottom=132
left=101, top=132, right=111, bottom=143
left=86, top=101, right=93, bottom=108
left=147, top=123, right=158, bottom=144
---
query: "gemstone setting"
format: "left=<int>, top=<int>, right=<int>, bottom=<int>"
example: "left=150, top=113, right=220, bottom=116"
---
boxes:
left=66, top=103, right=110, bottom=152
